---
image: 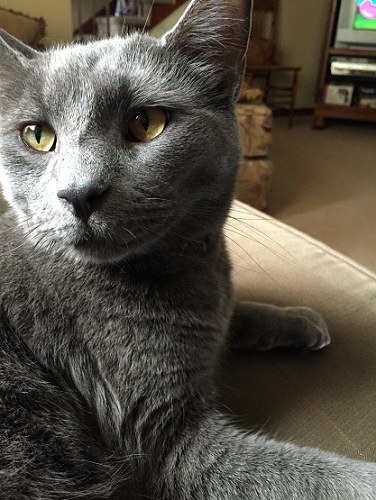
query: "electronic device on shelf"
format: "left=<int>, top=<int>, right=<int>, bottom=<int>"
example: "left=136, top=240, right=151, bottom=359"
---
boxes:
left=335, top=0, right=376, bottom=50
left=313, top=0, right=376, bottom=128
left=330, top=56, right=376, bottom=76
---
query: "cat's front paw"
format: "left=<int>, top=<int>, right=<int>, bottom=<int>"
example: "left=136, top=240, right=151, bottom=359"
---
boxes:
left=229, top=302, right=331, bottom=352
left=282, top=306, right=331, bottom=350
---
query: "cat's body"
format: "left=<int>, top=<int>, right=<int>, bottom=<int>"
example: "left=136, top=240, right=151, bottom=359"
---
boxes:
left=0, top=208, right=232, bottom=498
left=0, top=0, right=375, bottom=498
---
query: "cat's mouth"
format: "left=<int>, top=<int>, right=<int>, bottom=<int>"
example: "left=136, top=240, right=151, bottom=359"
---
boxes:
left=61, top=221, right=139, bottom=263
left=29, top=204, right=172, bottom=263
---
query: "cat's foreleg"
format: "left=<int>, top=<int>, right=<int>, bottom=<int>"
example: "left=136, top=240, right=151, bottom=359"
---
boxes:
left=228, top=301, right=330, bottom=351
left=160, top=413, right=376, bottom=499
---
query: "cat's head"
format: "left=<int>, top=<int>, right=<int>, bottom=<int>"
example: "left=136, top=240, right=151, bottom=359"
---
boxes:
left=0, top=0, right=252, bottom=264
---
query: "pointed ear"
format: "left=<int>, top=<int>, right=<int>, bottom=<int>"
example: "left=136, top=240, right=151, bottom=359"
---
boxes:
left=0, top=29, right=39, bottom=60
left=162, top=0, right=252, bottom=100
left=0, top=29, right=39, bottom=84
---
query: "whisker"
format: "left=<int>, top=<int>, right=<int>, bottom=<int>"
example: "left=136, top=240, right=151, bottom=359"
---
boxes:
left=225, top=232, right=285, bottom=289
left=228, top=214, right=296, bottom=262
left=224, top=221, right=295, bottom=266
left=223, top=235, right=265, bottom=273
left=121, top=226, right=137, bottom=240
left=142, top=0, right=155, bottom=34
left=33, top=232, right=49, bottom=251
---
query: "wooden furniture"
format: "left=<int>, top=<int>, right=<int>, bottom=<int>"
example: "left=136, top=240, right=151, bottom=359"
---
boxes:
left=245, top=0, right=301, bottom=128
left=313, top=0, right=376, bottom=129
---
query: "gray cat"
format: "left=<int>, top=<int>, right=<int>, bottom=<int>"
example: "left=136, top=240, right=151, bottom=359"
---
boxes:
left=0, top=0, right=375, bottom=498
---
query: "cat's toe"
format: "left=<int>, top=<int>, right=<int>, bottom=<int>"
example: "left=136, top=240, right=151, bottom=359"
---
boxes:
left=292, top=307, right=331, bottom=350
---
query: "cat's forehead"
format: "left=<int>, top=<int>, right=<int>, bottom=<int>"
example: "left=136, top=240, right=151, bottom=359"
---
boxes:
left=31, top=36, right=166, bottom=123
left=46, top=35, right=162, bottom=81
left=34, top=34, right=207, bottom=117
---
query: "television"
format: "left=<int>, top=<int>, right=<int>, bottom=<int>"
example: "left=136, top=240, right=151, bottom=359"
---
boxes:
left=335, top=0, right=376, bottom=49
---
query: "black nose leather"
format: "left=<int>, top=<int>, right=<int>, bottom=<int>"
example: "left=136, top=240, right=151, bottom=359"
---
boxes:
left=57, top=186, right=107, bottom=222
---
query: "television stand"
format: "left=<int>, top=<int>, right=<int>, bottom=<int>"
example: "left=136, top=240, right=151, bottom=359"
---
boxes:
left=313, top=0, right=376, bottom=129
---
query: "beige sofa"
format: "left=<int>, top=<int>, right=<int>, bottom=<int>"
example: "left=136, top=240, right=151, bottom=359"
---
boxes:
left=225, top=200, right=376, bottom=462
left=0, top=194, right=375, bottom=462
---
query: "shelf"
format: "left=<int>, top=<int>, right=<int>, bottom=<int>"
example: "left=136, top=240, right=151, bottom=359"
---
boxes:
left=314, top=0, right=376, bottom=128
left=313, top=103, right=376, bottom=128
left=326, top=74, right=376, bottom=84
left=329, top=48, right=376, bottom=58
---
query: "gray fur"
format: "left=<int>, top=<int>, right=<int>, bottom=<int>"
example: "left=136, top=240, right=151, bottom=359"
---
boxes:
left=0, top=0, right=375, bottom=498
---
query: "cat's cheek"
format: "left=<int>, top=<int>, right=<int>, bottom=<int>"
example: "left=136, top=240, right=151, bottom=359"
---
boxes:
left=26, top=176, right=59, bottom=217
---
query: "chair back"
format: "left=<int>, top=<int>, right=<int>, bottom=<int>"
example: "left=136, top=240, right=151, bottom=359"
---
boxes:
left=251, top=0, right=278, bottom=42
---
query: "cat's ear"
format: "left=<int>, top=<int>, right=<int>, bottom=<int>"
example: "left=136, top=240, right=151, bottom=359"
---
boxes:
left=0, top=29, right=39, bottom=60
left=0, top=30, right=39, bottom=83
left=161, top=0, right=252, bottom=99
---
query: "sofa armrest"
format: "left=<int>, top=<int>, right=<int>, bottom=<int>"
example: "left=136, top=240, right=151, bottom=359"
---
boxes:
left=224, top=200, right=376, bottom=461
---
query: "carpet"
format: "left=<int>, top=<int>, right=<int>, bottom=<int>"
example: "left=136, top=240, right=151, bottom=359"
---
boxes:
left=268, top=116, right=376, bottom=272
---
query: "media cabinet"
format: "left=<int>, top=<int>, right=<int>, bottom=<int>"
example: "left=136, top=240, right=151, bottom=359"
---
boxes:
left=313, top=0, right=376, bottom=129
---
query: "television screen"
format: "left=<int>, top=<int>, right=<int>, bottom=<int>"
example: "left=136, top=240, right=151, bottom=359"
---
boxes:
left=354, top=0, right=376, bottom=30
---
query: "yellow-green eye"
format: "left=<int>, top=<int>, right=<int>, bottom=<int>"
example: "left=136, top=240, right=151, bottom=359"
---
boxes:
left=21, top=123, right=56, bottom=152
left=128, top=108, right=167, bottom=142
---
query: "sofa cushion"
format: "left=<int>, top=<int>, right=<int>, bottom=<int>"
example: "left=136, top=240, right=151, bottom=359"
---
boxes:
left=224, top=201, right=376, bottom=461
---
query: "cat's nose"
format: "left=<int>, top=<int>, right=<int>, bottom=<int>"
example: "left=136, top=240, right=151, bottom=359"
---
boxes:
left=57, top=185, right=108, bottom=222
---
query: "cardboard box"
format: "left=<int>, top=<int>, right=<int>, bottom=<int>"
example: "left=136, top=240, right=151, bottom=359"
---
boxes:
left=324, top=83, right=354, bottom=106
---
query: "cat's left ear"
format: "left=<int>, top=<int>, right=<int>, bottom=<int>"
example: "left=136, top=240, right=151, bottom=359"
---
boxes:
left=161, top=0, right=252, bottom=100
left=0, top=30, right=39, bottom=83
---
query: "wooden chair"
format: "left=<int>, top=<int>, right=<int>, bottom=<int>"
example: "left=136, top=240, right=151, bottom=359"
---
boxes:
left=245, top=0, right=301, bottom=128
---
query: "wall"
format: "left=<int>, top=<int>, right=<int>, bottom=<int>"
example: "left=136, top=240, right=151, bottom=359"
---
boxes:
left=276, top=0, right=332, bottom=108
left=0, top=0, right=73, bottom=46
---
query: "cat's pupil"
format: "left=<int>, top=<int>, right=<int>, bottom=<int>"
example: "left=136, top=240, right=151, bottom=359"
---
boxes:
left=138, top=112, right=149, bottom=131
left=33, top=125, right=42, bottom=144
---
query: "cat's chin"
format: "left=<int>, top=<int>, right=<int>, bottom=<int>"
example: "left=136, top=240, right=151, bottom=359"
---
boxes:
left=70, top=239, right=135, bottom=265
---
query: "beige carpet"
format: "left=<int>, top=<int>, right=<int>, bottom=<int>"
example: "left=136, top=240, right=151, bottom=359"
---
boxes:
left=268, top=116, right=376, bottom=273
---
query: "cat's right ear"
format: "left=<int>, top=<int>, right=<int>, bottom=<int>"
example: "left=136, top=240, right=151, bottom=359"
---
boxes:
left=0, top=30, right=39, bottom=83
